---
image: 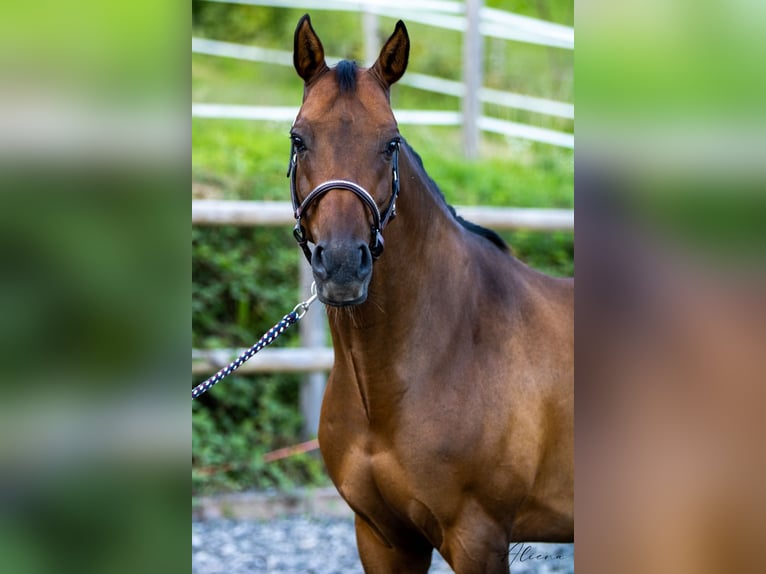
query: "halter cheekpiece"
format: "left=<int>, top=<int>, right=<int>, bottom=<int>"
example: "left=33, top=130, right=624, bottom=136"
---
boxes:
left=287, top=140, right=400, bottom=262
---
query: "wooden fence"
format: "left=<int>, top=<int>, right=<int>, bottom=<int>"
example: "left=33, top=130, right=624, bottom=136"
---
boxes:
left=192, top=200, right=574, bottom=230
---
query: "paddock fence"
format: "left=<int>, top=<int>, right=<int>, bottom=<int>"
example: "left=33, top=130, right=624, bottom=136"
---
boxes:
left=192, top=0, right=574, bottom=154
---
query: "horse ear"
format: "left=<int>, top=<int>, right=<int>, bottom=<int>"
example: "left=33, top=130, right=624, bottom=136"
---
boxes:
left=294, top=14, right=327, bottom=83
left=372, top=20, right=409, bottom=88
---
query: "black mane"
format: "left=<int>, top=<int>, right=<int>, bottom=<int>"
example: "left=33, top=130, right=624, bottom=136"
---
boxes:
left=335, top=60, right=358, bottom=94
left=403, top=140, right=509, bottom=252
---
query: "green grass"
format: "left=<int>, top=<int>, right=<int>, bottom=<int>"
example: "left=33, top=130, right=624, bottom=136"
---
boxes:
left=192, top=119, right=573, bottom=207
left=192, top=54, right=303, bottom=107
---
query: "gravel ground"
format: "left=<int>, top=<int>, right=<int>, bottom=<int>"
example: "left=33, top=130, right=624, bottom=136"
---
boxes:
left=192, top=516, right=574, bottom=573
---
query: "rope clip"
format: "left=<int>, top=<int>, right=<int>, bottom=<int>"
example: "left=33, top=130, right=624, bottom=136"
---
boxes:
left=293, top=281, right=318, bottom=319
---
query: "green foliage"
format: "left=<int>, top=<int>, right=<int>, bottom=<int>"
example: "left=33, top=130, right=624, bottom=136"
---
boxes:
left=191, top=120, right=293, bottom=200
left=192, top=224, right=329, bottom=494
left=192, top=225, right=299, bottom=347
left=192, top=374, right=327, bottom=494
left=505, top=231, right=574, bottom=277
left=193, top=3, right=297, bottom=45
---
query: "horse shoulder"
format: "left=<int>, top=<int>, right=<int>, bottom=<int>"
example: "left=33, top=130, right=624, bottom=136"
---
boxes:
left=464, top=251, right=574, bottom=538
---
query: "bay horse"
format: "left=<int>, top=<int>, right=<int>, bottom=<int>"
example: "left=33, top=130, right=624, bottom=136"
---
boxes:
left=288, top=14, right=573, bottom=573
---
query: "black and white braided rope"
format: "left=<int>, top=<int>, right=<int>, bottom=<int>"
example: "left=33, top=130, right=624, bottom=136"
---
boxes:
left=192, top=284, right=317, bottom=400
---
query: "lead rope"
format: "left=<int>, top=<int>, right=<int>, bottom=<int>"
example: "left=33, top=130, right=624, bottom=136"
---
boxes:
left=192, top=283, right=318, bottom=400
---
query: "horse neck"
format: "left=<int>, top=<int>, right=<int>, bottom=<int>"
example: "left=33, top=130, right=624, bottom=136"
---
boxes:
left=326, top=145, right=473, bottom=377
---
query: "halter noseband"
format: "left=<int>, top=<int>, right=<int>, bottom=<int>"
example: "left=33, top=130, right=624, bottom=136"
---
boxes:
left=287, top=140, right=400, bottom=263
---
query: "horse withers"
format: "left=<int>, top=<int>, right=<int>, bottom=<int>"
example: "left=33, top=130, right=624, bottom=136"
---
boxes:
left=288, top=14, right=573, bottom=573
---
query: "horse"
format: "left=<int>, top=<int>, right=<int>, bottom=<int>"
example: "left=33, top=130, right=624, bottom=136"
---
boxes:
left=287, top=14, right=574, bottom=573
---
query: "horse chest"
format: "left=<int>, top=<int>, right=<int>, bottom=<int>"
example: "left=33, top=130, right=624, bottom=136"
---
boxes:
left=326, top=431, right=445, bottom=548
left=320, top=418, right=452, bottom=546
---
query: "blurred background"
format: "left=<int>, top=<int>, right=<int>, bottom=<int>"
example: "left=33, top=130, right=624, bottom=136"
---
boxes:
left=576, top=1, right=766, bottom=572
left=1, top=0, right=763, bottom=571
left=0, top=1, right=188, bottom=573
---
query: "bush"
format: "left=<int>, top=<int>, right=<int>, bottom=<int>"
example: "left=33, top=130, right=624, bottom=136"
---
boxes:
left=192, top=225, right=327, bottom=494
left=192, top=226, right=299, bottom=347
left=192, top=374, right=327, bottom=494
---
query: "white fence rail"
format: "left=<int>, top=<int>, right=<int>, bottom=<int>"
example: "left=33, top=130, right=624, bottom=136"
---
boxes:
left=191, top=38, right=574, bottom=120
left=193, top=347, right=334, bottom=375
left=192, top=103, right=574, bottom=148
left=192, top=200, right=574, bottom=231
left=202, top=0, right=573, bottom=49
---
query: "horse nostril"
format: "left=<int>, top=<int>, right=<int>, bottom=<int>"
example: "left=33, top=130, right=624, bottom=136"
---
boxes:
left=312, top=241, right=372, bottom=284
left=311, top=244, right=329, bottom=280
left=357, top=244, right=372, bottom=279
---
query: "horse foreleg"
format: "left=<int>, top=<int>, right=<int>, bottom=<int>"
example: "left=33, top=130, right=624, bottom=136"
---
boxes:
left=440, top=515, right=511, bottom=574
left=354, top=514, right=432, bottom=574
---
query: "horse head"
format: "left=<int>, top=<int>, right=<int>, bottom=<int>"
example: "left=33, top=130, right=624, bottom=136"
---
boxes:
left=289, top=14, right=409, bottom=306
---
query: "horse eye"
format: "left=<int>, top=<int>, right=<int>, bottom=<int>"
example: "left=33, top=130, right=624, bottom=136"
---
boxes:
left=385, top=139, right=399, bottom=155
left=291, top=134, right=307, bottom=152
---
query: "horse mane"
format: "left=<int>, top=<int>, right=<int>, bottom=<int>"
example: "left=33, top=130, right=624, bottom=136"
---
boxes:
left=403, top=140, right=509, bottom=252
left=335, top=60, right=358, bottom=94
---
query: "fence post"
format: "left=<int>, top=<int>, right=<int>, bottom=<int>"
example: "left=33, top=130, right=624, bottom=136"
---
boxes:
left=299, top=258, right=327, bottom=439
left=462, top=0, right=484, bottom=159
left=299, top=257, right=327, bottom=439
left=362, top=8, right=379, bottom=66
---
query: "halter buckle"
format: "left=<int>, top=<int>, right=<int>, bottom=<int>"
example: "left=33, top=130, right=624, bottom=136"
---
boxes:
left=370, top=229, right=385, bottom=259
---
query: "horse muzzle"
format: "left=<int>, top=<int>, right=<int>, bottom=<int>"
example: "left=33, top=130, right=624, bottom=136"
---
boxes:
left=311, top=240, right=373, bottom=306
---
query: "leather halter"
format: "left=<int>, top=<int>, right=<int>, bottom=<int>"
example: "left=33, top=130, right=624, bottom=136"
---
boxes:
left=287, top=140, right=400, bottom=263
